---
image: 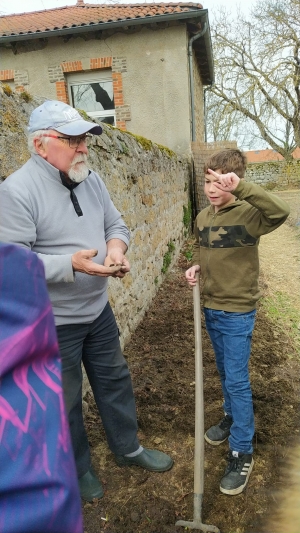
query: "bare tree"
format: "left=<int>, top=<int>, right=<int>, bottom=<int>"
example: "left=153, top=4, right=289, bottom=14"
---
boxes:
left=209, top=0, right=300, bottom=159
left=205, top=88, right=264, bottom=149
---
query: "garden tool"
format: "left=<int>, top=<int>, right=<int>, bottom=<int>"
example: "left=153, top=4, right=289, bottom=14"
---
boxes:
left=176, top=273, right=220, bottom=533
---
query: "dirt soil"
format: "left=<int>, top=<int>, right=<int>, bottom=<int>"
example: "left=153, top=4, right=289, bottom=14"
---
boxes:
left=83, top=190, right=300, bottom=533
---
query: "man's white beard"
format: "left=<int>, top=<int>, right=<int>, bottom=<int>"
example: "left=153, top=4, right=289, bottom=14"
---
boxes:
left=68, top=154, right=89, bottom=183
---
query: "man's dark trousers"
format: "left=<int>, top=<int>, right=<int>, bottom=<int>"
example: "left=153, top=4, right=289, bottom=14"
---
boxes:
left=56, top=302, right=139, bottom=478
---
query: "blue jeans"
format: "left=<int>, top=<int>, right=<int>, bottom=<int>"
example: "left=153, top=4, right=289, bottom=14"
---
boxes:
left=56, top=302, right=139, bottom=478
left=204, top=308, right=256, bottom=454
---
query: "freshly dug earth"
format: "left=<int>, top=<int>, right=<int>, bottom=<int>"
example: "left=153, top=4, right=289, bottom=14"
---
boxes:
left=83, top=190, right=300, bottom=533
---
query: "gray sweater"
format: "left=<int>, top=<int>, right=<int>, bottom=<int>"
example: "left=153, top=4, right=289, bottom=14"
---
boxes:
left=0, top=154, right=130, bottom=325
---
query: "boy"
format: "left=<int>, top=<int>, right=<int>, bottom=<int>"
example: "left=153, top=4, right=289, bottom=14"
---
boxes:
left=185, top=149, right=290, bottom=495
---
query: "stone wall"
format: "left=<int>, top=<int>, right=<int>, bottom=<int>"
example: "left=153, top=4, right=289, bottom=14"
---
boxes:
left=0, top=87, right=192, bottom=349
left=245, top=159, right=300, bottom=189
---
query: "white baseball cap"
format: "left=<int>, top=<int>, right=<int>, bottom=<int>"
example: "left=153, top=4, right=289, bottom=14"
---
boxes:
left=28, top=100, right=102, bottom=135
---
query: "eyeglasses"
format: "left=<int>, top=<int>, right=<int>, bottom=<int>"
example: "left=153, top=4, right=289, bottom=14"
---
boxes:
left=40, top=133, right=93, bottom=149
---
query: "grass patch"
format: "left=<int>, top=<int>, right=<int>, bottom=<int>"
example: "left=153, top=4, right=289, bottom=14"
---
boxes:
left=161, top=240, right=176, bottom=274
left=2, top=84, right=12, bottom=96
left=182, top=243, right=193, bottom=262
left=19, top=90, right=32, bottom=102
left=261, top=290, right=300, bottom=357
left=183, top=201, right=192, bottom=229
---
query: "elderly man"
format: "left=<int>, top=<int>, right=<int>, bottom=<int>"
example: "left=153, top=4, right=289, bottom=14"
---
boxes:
left=0, top=100, right=173, bottom=501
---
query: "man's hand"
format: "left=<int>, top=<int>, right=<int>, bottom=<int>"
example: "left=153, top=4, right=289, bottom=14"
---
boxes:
left=104, top=253, right=130, bottom=279
left=72, top=249, right=123, bottom=277
left=105, top=239, right=130, bottom=279
left=185, top=265, right=200, bottom=287
left=208, top=169, right=240, bottom=192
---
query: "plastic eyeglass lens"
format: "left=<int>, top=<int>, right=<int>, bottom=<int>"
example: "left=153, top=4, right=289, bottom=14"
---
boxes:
left=69, top=136, right=92, bottom=148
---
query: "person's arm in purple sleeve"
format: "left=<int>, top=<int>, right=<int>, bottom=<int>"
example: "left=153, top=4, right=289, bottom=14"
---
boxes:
left=0, top=243, right=83, bottom=533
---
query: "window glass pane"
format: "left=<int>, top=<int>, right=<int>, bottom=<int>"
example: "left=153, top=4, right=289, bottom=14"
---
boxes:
left=71, top=81, right=115, bottom=112
left=101, top=116, right=115, bottom=126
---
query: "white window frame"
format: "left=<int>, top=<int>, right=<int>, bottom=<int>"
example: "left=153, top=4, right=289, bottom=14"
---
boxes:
left=67, top=71, right=116, bottom=126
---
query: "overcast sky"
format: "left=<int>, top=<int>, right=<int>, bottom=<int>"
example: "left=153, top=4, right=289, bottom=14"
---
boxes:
left=0, top=0, right=257, bottom=17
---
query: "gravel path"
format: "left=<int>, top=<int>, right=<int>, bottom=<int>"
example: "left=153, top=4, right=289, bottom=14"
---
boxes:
left=259, top=190, right=300, bottom=314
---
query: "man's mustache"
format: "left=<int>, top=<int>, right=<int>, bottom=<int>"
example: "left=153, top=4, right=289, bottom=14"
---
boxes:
left=71, top=154, right=88, bottom=166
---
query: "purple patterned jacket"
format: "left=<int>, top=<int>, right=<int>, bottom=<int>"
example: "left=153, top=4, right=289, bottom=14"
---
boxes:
left=0, top=243, right=83, bottom=533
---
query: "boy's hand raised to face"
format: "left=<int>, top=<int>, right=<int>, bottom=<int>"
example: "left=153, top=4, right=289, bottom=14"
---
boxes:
left=208, top=169, right=240, bottom=192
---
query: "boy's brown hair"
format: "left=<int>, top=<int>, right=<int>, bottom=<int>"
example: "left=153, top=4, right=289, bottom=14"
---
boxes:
left=204, top=148, right=247, bottom=179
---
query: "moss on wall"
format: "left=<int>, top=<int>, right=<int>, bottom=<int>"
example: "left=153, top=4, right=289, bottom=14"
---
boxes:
left=125, top=130, right=176, bottom=157
left=155, top=143, right=176, bottom=158
left=0, top=86, right=38, bottom=180
left=125, top=131, right=154, bottom=151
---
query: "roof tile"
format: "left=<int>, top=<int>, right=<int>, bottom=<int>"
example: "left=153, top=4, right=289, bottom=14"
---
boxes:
left=245, top=148, right=300, bottom=163
left=0, top=2, right=204, bottom=38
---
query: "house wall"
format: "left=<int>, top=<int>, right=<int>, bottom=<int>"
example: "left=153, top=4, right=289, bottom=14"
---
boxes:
left=0, top=24, right=197, bottom=155
left=192, top=50, right=205, bottom=143
left=0, top=88, right=192, bottom=350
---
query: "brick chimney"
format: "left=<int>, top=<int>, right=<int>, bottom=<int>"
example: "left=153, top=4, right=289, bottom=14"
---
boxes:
left=77, top=0, right=85, bottom=5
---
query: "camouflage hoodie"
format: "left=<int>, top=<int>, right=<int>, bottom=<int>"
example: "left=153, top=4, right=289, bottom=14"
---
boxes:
left=192, top=180, right=290, bottom=312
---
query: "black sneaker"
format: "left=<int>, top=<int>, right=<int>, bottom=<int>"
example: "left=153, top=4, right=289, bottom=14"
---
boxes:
left=204, top=415, right=233, bottom=445
left=220, top=451, right=254, bottom=495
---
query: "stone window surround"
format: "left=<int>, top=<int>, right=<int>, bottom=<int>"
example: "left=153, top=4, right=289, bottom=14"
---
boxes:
left=51, top=56, right=131, bottom=131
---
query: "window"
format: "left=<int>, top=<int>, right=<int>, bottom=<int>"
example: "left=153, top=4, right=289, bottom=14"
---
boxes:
left=67, top=71, right=115, bottom=126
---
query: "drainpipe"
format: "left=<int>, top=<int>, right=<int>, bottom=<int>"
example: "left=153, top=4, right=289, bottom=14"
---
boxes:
left=188, top=19, right=208, bottom=142
left=188, top=16, right=210, bottom=221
